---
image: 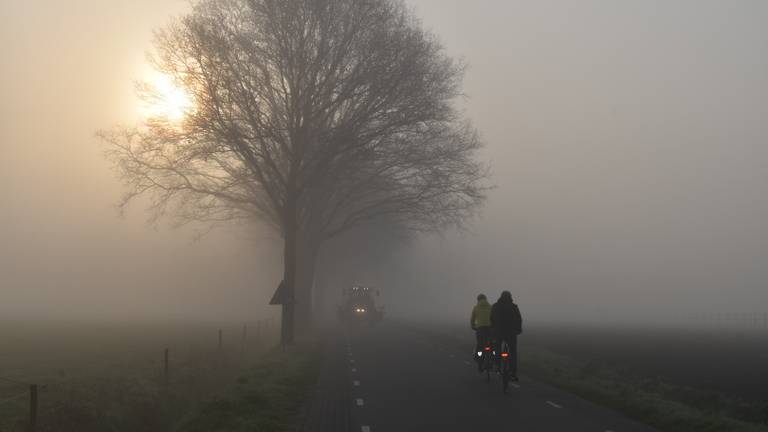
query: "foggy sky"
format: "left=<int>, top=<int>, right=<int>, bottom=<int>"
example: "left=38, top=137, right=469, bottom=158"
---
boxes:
left=2, top=0, right=767, bottom=323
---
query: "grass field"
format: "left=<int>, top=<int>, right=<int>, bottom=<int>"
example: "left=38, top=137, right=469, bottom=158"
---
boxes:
left=0, top=318, right=289, bottom=432
left=525, top=325, right=768, bottom=402
left=176, top=344, right=321, bottom=432
left=520, top=324, right=768, bottom=432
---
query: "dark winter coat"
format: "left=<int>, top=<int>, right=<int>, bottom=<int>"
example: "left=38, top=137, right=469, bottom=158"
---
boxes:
left=490, top=298, right=522, bottom=337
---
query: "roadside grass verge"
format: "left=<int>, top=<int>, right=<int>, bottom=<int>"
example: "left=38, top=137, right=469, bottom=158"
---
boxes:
left=175, top=343, right=321, bottom=432
left=0, top=349, right=282, bottom=432
left=0, top=320, right=283, bottom=432
left=520, top=346, right=768, bottom=432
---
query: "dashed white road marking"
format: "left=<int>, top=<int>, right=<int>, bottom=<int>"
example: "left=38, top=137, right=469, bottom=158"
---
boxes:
left=361, top=426, right=371, bottom=432
left=463, top=360, right=472, bottom=365
left=350, top=359, right=355, bottom=363
left=546, top=401, right=562, bottom=409
left=351, top=367, right=357, bottom=372
left=509, top=382, right=521, bottom=389
left=356, top=398, right=365, bottom=406
left=353, top=380, right=361, bottom=386
left=448, top=354, right=455, bottom=358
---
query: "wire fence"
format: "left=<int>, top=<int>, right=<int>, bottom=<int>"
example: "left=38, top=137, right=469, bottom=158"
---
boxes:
left=0, top=391, right=28, bottom=406
left=678, top=312, right=768, bottom=330
left=0, top=318, right=278, bottom=432
left=0, top=375, right=40, bottom=432
left=526, top=310, right=768, bottom=330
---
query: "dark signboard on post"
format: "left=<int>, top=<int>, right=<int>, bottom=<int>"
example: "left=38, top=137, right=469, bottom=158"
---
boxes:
left=269, top=280, right=294, bottom=305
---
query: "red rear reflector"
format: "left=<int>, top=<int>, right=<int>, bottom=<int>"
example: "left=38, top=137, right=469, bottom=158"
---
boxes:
left=484, top=346, right=491, bottom=351
left=501, top=352, right=509, bottom=358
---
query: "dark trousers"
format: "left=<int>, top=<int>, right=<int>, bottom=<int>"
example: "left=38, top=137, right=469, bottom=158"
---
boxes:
left=496, top=334, right=518, bottom=375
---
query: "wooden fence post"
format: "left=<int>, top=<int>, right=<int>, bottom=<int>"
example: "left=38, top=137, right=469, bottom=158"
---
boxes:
left=242, top=324, right=248, bottom=354
left=163, top=348, right=169, bottom=384
left=28, top=384, right=37, bottom=432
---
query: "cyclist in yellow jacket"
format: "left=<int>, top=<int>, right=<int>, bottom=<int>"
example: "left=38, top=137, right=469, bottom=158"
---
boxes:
left=470, top=294, right=492, bottom=371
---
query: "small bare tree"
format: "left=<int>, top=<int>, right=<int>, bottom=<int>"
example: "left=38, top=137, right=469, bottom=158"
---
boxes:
left=101, top=0, right=487, bottom=344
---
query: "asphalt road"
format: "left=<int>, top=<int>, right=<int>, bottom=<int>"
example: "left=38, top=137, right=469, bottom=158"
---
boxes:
left=302, top=322, right=658, bottom=432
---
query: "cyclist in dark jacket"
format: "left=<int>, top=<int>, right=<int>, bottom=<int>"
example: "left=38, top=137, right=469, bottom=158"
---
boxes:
left=490, top=290, right=522, bottom=380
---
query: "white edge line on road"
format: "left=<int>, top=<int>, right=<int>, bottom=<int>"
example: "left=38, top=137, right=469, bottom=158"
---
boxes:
left=356, top=398, right=365, bottom=406
left=361, top=426, right=371, bottom=432
left=546, top=401, right=562, bottom=409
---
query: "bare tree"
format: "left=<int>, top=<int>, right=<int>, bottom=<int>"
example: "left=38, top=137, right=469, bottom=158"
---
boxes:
left=100, top=0, right=487, bottom=344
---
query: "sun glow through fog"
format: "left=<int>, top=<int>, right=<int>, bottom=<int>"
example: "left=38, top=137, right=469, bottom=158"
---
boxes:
left=139, top=73, right=193, bottom=121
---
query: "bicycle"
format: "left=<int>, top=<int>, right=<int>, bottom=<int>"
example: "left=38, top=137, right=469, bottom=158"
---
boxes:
left=474, top=332, right=494, bottom=383
left=479, top=342, right=494, bottom=383
left=497, top=339, right=514, bottom=393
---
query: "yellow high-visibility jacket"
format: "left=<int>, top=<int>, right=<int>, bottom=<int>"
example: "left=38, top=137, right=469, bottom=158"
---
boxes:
left=470, top=299, right=492, bottom=329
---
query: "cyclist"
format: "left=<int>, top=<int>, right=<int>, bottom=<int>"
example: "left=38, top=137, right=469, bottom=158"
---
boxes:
left=490, top=290, right=522, bottom=381
left=470, top=294, right=492, bottom=371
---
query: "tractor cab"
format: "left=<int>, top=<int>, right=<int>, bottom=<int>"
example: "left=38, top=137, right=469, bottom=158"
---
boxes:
left=338, top=285, right=384, bottom=326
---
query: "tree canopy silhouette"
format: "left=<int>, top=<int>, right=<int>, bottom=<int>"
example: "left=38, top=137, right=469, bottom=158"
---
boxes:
left=101, top=0, right=487, bottom=344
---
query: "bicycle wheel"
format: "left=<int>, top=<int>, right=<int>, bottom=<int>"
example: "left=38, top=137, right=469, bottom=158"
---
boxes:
left=500, top=341, right=510, bottom=393
left=501, top=361, right=510, bottom=393
left=479, top=339, right=493, bottom=384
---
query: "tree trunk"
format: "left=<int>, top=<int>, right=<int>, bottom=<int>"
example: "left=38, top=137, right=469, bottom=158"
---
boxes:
left=313, top=267, right=331, bottom=324
left=294, top=244, right=318, bottom=335
left=280, top=199, right=298, bottom=346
